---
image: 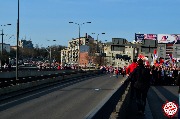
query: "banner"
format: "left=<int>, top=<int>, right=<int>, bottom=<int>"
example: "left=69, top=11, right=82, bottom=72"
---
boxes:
left=157, top=34, right=180, bottom=44
left=144, top=34, right=157, bottom=40
left=135, top=33, right=180, bottom=44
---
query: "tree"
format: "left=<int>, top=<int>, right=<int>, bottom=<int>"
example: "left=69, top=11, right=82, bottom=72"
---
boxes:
left=1, top=49, right=10, bottom=65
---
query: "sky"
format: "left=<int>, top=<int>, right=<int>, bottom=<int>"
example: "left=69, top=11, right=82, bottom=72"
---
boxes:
left=0, top=0, right=180, bottom=47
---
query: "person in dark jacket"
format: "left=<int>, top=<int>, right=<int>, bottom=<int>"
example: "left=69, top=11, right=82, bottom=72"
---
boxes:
left=126, top=59, right=138, bottom=99
left=176, top=73, right=180, bottom=91
left=131, top=59, right=151, bottom=116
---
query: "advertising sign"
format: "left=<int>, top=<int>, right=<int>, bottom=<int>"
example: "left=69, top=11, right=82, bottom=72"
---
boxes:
left=135, top=34, right=144, bottom=42
left=144, top=34, right=157, bottom=40
left=135, top=33, right=180, bottom=44
left=158, top=34, right=180, bottom=44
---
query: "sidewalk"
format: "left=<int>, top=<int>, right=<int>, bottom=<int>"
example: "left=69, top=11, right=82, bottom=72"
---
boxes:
left=125, top=98, right=153, bottom=119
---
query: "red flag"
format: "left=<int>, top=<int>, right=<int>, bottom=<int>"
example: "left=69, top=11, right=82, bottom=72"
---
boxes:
left=159, top=59, right=164, bottom=64
left=154, top=49, right=157, bottom=54
left=138, top=54, right=145, bottom=59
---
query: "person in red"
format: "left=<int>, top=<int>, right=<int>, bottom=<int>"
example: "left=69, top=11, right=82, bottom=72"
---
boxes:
left=126, top=59, right=138, bottom=99
left=57, top=65, right=61, bottom=70
left=115, top=68, right=119, bottom=78
left=126, top=59, right=138, bottom=75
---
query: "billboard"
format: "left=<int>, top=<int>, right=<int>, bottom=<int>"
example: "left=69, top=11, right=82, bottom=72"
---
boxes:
left=157, top=34, right=180, bottom=44
left=135, top=33, right=180, bottom=44
left=135, top=34, right=157, bottom=42
left=144, top=34, right=157, bottom=40
left=135, top=34, right=144, bottom=42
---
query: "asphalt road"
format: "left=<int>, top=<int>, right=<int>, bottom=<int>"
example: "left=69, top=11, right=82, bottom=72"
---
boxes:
left=0, top=74, right=126, bottom=119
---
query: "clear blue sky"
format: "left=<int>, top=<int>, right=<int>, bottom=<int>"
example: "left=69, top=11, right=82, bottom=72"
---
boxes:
left=1, top=0, right=180, bottom=47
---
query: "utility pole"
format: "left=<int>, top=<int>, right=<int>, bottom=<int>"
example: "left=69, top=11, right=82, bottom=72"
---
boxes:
left=0, top=24, right=11, bottom=70
left=16, top=0, right=20, bottom=80
left=69, top=22, right=91, bottom=71
left=0, top=29, right=4, bottom=70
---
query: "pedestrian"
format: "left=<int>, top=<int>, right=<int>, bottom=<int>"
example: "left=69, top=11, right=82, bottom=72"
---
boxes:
left=4, top=63, right=7, bottom=70
left=57, top=65, right=61, bottom=70
left=173, top=67, right=178, bottom=85
left=131, top=59, right=151, bottom=116
left=115, top=68, right=119, bottom=78
left=176, top=73, right=180, bottom=86
left=8, top=63, right=11, bottom=71
left=126, top=59, right=138, bottom=99
left=152, top=66, right=158, bottom=85
left=122, top=67, right=126, bottom=77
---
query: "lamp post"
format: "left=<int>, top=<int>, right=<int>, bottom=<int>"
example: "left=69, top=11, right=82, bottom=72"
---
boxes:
left=0, top=24, right=11, bottom=70
left=47, top=39, right=56, bottom=69
left=92, top=33, right=105, bottom=67
left=16, top=0, right=20, bottom=80
left=46, top=46, right=52, bottom=69
left=92, top=33, right=105, bottom=53
left=69, top=21, right=91, bottom=71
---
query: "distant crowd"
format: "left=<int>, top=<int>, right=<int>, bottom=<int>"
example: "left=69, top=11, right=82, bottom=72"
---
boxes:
left=100, top=61, right=180, bottom=86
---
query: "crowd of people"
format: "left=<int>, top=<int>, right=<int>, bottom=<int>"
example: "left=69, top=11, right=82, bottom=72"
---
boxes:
left=100, top=58, right=179, bottom=116
left=100, top=60, right=180, bottom=86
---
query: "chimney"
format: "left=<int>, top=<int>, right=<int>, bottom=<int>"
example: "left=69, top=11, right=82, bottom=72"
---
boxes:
left=85, top=33, right=88, bottom=38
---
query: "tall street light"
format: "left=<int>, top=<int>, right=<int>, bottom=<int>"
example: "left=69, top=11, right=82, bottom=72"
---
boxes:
left=0, top=24, right=11, bottom=70
left=16, top=0, right=20, bottom=80
left=47, top=39, right=56, bottom=69
left=69, top=21, right=91, bottom=71
left=92, top=33, right=105, bottom=67
left=92, top=33, right=105, bottom=53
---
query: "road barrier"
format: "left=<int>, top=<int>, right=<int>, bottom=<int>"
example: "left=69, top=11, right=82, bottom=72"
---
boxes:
left=0, top=70, right=101, bottom=95
left=0, top=69, right=76, bottom=78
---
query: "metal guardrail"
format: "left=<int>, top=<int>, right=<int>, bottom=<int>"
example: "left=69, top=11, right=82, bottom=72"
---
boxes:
left=85, top=77, right=131, bottom=119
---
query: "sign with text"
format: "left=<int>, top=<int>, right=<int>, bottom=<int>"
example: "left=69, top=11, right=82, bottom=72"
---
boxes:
left=158, top=34, right=180, bottom=44
left=135, top=34, right=144, bottom=42
left=144, top=34, right=157, bottom=40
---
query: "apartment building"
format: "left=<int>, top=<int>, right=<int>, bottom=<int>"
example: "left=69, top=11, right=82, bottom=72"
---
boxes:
left=158, top=43, right=180, bottom=62
left=61, top=34, right=94, bottom=66
left=61, top=35, right=180, bottom=67
left=102, top=38, right=158, bottom=67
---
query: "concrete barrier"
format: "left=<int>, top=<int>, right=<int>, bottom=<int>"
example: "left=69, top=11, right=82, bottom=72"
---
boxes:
left=0, top=70, right=75, bottom=78
left=0, top=70, right=100, bottom=95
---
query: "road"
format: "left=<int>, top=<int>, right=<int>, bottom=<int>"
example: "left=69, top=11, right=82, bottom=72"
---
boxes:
left=0, top=74, right=126, bottom=119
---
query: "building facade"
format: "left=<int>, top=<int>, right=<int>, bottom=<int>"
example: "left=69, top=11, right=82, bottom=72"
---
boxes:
left=19, top=40, right=33, bottom=49
left=0, top=43, right=10, bottom=53
left=61, top=34, right=94, bottom=66
left=61, top=35, right=180, bottom=68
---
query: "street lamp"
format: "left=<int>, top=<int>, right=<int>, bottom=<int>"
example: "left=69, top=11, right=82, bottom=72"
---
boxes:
left=91, top=33, right=105, bottom=67
left=69, top=21, right=91, bottom=71
left=47, top=40, right=56, bottom=69
left=0, top=24, right=11, bottom=69
left=92, top=33, right=105, bottom=53
left=16, top=0, right=20, bottom=80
